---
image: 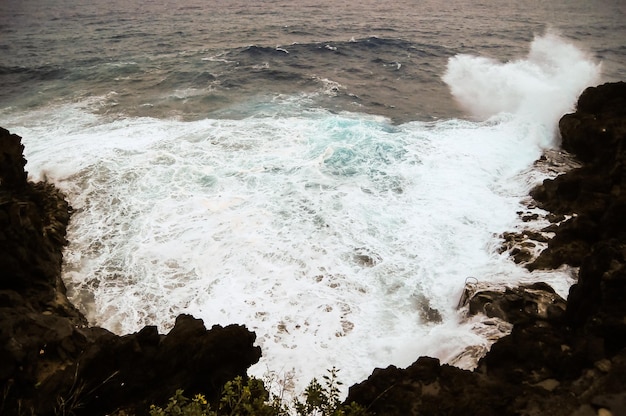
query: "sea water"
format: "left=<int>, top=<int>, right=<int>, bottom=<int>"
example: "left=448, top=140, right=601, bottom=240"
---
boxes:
left=1, top=0, right=624, bottom=397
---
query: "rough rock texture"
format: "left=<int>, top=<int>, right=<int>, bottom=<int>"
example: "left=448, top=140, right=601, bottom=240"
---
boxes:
left=4, top=81, right=626, bottom=415
left=0, top=127, right=262, bottom=416
left=346, top=82, right=626, bottom=415
left=467, top=281, right=566, bottom=325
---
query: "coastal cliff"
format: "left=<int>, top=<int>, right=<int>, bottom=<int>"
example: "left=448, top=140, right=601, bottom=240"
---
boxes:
left=1, top=81, right=625, bottom=416
left=346, top=82, right=626, bottom=415
left=0, top=127, right=261, bottom=415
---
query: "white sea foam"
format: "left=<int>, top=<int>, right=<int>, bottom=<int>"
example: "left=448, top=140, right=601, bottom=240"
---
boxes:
left=443, top=32, right=600, bottom=137
left=0, top=33, right=598, bottom=398
left=1, top=107, right=563, bottom=395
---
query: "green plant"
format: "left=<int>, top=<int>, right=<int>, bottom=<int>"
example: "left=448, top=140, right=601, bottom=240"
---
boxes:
left=294, top=367, right=369, bottom=416
left=149, top=369, right=370, bottom=416
left=149, top=389, right=213, bottom=416
left=149, top=377, right=287, bottom=416
left=219, top=376, right=287, bottom=416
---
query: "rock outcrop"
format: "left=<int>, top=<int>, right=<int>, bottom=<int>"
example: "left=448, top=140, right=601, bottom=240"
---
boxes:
left=0, top=127, right=262, bottom=416
left=346, top=82, right=626, bottom=415
left=3, top=81, right=626, bottom=416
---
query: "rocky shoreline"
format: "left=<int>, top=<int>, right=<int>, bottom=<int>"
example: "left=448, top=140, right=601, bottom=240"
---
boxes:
left=347, top=82, right=626, bottom=415
left=0, top=127, right=261, bottom=415
left=1, top=82, right=625, bottom=415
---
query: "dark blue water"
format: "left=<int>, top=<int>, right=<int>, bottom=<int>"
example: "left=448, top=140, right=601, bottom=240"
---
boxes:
left=1, top=0, right=624, bottom=122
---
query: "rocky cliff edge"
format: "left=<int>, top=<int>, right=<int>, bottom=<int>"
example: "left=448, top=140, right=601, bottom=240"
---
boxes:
left=2, top=81, right=625, bottom=416
left=0, top=127, right=262, bottom=415
left=346, top=82, right=626, bottom=416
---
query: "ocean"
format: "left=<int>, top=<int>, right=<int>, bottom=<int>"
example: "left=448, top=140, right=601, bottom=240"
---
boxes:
left=1, top=0, right=625, bottom=398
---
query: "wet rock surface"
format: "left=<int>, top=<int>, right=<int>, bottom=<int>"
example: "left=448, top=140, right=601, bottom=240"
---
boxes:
left=2, top=81, right=626, bottom=415
left=346, top=82, right=626, bottom=415
left=467, top=281, right=566, bottom=325
left=0, top=127, right=261, bottom=415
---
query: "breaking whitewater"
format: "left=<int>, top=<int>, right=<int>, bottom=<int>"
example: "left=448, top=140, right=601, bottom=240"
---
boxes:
left=0, top=33, right=602, bottom=395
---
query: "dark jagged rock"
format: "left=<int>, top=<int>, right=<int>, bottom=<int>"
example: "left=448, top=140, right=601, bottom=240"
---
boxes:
left=0, top=127, right=28, bottom=190
left=0, top=128, right=261, bottom=416
left=41, top=317, right=261, bottom=416
left=467, top=282, right=566, bottom=325
left=529, top=82, right=626, bottom=348
left=346, top=82, right=626, bottom=415
left=4, top=80, right=626, bottom=415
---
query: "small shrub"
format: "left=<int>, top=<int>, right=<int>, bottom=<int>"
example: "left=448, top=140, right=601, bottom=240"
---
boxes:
left=149, top=389, right=213, bottom=416
left=149, top=369, right=370, bottom=416
left=219, top=376, right=287, bottom=416
left=294, top=367, right=369, bottom=416
left=149, top=377, right=286, bottom=416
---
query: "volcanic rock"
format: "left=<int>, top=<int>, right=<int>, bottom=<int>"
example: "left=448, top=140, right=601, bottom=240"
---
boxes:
left=0, top=128, right=261, bottom=416
left=346, top=82, right=626, bottom=415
